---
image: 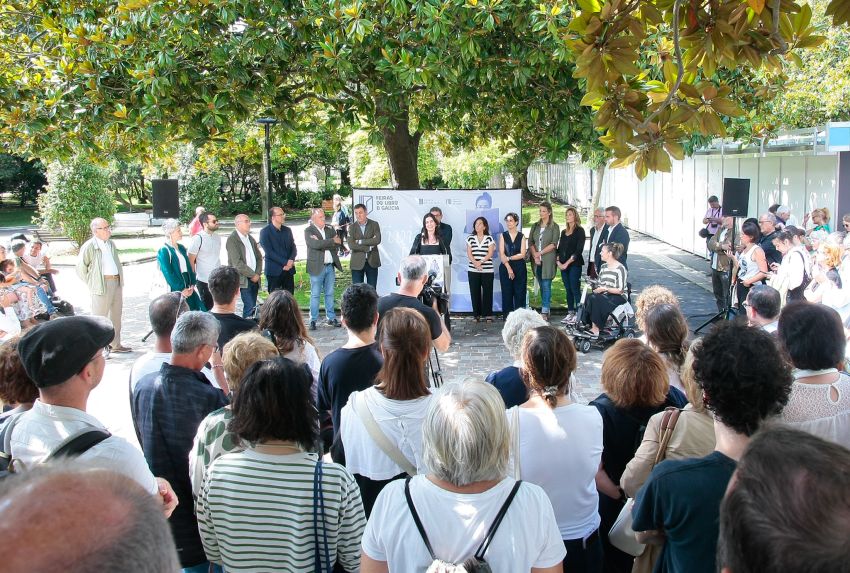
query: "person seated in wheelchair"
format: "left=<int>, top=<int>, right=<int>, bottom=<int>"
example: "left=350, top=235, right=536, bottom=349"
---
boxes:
left=580, top=242, right=627, bottom=336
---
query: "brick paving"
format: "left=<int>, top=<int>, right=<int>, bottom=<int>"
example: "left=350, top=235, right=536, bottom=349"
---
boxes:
left=42, top=228, right=719, bottom=447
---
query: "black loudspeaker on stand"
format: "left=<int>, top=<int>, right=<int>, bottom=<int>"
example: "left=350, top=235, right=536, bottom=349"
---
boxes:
left=694, top=177, right=750, bottom=334
left=152, top=179, right=180, bottom=219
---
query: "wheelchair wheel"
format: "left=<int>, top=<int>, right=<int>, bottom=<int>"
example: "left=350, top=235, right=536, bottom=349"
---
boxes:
left=579, top=338, right=592, bottom=354
left=573, top=337, right=581, bottom=350
left=625, top=330, right=636, bottom=339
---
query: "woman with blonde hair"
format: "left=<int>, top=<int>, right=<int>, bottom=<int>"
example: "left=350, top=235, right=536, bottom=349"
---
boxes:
left=804, top=242, right=842, bottom=304
left=529, top=201, right=560, bottom=321
left=557, top=206, right=586, bottom=324
left=634, top=285, right=680, bottom=333
left=509, top=326, right=604, bottom=572
left=158, top=218, right=206, bottom=310
left=189, top=331, right=279, bottom=497
left=340, top=307, right=434, bottom=515
left=590, top=340, right=687, bottom=572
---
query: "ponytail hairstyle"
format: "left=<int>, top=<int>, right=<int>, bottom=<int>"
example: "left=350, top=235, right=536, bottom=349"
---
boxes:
left=644, top=303, right=689, bottom=371
left=520, top=326, right=577, bottom=408
left=375, top=308, right=431, bottom=400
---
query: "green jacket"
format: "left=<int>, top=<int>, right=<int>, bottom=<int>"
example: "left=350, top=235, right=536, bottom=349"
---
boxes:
left=529, top=221, right=560, bottom=280
left=76, top=237, right=123, bottom=295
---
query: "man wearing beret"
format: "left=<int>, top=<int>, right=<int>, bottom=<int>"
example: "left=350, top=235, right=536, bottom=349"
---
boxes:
left=76, top=217, right=132, bottom=352
left=7, top=316, right=177, bottom=516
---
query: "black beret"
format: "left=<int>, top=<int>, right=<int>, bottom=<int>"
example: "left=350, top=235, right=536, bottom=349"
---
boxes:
left=17, top=316, right=114, bottom=388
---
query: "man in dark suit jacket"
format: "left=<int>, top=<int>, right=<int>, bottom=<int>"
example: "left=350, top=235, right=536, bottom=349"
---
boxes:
left=259, top=207, right=297, bottom=294
left=305, top=208, right=343, bottom=330
left=599, top=205, right=630, bottom=269
left=348, top=203, right=382, bottom=288
left=587, top=208, right=606, bottom=279
left=225, top=214, right=263, bottom=318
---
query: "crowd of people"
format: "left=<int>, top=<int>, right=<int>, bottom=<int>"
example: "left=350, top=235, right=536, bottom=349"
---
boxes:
left=1, top=197, right=849, bottom=572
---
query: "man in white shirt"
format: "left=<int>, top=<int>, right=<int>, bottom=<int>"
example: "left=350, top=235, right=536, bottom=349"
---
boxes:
left=75, top=218, right=130, bottom=352
left=225, top=214, right=262, bottom=318
left=745, top=285, right=780, bottom=334
left=129, top=292, right=226, bottom=393
left=187, top=212, right=221, bottom=311
left=8, top=316, right=177, bottom=516
left=587, top=208, right=605, bottom=279
left=22, top=240, right=59, bottom=294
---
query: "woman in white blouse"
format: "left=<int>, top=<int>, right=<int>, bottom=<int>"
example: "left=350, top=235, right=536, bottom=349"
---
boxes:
left=508, top=325, right=604, bottom=572
left=778, top=302, right=850, bottom=448
left=340, top=307, right=433, bottom=515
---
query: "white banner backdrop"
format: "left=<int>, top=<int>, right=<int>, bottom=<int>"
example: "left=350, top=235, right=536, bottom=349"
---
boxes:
left=354, top=189, right=523, bottom=312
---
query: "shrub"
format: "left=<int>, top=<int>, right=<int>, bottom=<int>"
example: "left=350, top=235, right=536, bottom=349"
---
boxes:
left=38, top=158, right=115, bottom=248
left=179, top=172, right=223, bottom=222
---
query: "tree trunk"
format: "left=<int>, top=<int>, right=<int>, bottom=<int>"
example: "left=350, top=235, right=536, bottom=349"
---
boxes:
left=378, top=99, right=421, bottom=189
left=591, top=164, right=606, bottom=213
left=512, top=165, right=529, bottom=192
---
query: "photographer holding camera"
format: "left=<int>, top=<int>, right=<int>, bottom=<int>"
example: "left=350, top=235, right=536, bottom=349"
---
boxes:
left=377, top=255, right=451, bottom=352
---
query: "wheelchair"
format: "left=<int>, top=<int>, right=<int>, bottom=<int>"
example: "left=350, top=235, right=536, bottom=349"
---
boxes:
left=563, top=280, right=636, bottom=354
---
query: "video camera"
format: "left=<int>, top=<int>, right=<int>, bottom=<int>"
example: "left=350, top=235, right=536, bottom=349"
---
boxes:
left=418, top=271, right=448, bottom=308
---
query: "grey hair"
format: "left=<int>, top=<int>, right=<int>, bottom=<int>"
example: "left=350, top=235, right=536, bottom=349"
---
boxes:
left=502, top=308, right=548, bottom=359
left=777, top=205, right=790, bottom=215
left=400, top=255, right=427, bottom=282
left=422, top=379, right=509, bottom=486
left=310, top=208, right=325, bottom=217
left=195, top=206, right=205, bottom=215
left=0, top=461, right=180, bottom=572
left=89, top=217, right=107, bottom=232
left=171, top=310, right=220, bottom=354
left=761, top=212, right=777, bottom=225
left=161, top=218, right=180, bottom=236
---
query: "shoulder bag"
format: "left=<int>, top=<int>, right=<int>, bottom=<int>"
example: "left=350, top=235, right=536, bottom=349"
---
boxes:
left=609, top=407, right=682, bottom=557
left=352, top=392, right=417, bottom=476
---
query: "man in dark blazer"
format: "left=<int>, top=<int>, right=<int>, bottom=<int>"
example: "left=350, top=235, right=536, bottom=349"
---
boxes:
left=305, top=208, right=343, bottom=330
left=587, top=208, right=606, bottom=279
left=259, top=207, right=297, bottom=294
left=599, top=205, right=630, bottom=269
left=348, top=203, right=382, bottom=288
left=225, top=213, right=263, bottom=318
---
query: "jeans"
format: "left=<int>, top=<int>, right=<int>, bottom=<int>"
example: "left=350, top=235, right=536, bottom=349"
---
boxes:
left=535, top=265, right=552, bottom=313
left=240, top=280, right=259, bottom=318
left=351, top=262, right=378, bottom=288
left=310, top=264, right=337, bottom=322
left=561, top=264, right=582, bottom=311
left=35, top=286, right=56, bottom=314
left=711, top=269, right=730, bottom=312
left=499, top=262, right=527, bottom=316
left=267, top=273, right=295, bottom=294
left=467, top=271, right=494, bottom=318
left=182, top=563, right=222, bottom=573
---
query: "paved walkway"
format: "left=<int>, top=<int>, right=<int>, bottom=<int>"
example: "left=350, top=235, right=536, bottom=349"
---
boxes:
left=43, top=229, right=717, bottom=447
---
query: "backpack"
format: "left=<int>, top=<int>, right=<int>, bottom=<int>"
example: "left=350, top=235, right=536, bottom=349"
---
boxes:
left=405, top=477, right=523, bottom=573
left=0, top=413, right=111, bottom=481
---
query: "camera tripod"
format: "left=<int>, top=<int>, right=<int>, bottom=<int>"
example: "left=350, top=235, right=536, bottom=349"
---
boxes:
left=695, top=218, right=737, bottom=334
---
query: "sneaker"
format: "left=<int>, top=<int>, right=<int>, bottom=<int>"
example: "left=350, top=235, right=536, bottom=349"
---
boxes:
left=309, top=320, right=317, bottom=331
left=110, top=345, right=133, bottom=353
left=328, top=318, right=342, bottom=328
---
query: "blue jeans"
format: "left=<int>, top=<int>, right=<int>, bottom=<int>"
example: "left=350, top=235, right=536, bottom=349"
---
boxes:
left=35, top=286, right=56, bottom=314
left=182, top=563, right=222, bottom=573
left=561, top=264, right=582, bottom=311
left=351, top=262, right=378, bottom=288
left=535, top=265, right=552, bottom=313
left=240, top=280, right=259, bottom=318
left=310, top=264, right=337, bottom=322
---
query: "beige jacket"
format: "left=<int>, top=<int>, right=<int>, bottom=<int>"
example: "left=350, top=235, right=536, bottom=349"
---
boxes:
left=76, top=237, right=123, bottom=295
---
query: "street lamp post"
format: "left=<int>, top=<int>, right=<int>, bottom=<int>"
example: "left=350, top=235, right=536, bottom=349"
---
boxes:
left=256, top=117, right=279, bottom=219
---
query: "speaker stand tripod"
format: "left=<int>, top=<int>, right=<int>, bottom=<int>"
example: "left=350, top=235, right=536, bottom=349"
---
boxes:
left=695, top=219, right=737, bottom=334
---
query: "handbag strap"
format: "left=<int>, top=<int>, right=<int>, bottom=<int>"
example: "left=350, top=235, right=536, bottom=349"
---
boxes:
left=510, top=407, right=521, bottom=480
left=652, top=407, right=682, bottom=467
left=474, top=480, right=523, bottom=560
left=352, top=392, right=417, bottom=476
left=48, top=428, right=111, bottom=459
left=313, top=460, right=332, bottom=573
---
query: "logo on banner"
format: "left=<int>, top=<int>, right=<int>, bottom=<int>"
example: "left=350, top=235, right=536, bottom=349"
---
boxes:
left=358, top=195, right=374, bottom=213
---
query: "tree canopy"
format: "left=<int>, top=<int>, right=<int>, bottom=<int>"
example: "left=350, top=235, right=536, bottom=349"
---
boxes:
left=0, top=0, right=846, bottom=185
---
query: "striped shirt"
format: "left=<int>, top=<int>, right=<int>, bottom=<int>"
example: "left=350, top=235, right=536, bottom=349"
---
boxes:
left=467, top=234, right=495, bottom=272
left=598, top=263, right=627, bottom=291
left=197, top=450, right=366, bottom=573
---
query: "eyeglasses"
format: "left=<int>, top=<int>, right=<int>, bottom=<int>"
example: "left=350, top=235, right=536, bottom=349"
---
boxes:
left=96, top=226, right=112, bottom=231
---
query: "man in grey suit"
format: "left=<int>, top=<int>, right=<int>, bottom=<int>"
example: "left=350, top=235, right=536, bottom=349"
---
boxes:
left=348, top=203, right=382, bottom=288
left=305, top=208, right=343, bottom=330
left=225, top=213, right=263, bottom=318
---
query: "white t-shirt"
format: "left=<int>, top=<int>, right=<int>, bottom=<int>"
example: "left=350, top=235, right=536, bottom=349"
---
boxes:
left=187, top=231, right=222, bottom=282
left=9, top=401, right=158, bottom=495
left=0, top=307, right=21, bottom=341
left=362, top=475, right=566, bottom=571
left=129, top=351, right=219, bottom=391
left=282, top=341, right=321, bottom=402
left=94, top=237, right=120, bottom=275
left=508, top=403, right=603, bottom=539
left=236, top=230, right=256, bottom=271
left=340, top=386, right=431, bottom=480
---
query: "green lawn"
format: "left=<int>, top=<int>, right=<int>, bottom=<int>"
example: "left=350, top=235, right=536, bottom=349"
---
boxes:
left=0, top=207, right=36, bottom=227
